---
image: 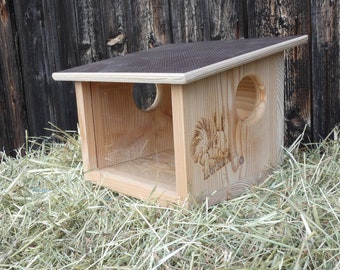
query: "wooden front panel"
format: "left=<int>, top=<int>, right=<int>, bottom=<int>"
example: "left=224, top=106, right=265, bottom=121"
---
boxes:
left=75, top=82, right=98, bottom=172
left=173, top=54, right=284, bottom=203
left=90, top=82, right=173, bottom=168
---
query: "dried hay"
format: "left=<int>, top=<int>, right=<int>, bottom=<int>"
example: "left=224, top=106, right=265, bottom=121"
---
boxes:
left=0, top=125, right=339, bottom=269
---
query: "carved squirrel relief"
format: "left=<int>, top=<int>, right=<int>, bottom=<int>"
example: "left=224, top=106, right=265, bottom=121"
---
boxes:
left=190, top=112, right=232, bottom=180
left=190, top=74, right=266, bottom=181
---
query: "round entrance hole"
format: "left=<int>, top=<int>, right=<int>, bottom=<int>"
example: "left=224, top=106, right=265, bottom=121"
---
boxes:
left=132, top=83, right=161, bottom=111
left=235, top=75, right=266, bottom=125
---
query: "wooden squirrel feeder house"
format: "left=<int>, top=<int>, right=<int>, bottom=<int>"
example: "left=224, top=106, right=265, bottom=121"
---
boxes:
left=53, top=35, right=308, bottom=205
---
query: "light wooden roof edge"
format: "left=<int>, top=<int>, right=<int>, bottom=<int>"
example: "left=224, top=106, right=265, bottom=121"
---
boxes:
left=53, top=72, right=186, bottom=84
left=183, top=35, right=308, bottom=84
left=52, top=35, right=308, bottom=85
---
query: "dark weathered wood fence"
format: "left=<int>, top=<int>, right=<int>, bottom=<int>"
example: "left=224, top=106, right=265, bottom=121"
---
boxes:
left=1, top=0, right=339, bottom=154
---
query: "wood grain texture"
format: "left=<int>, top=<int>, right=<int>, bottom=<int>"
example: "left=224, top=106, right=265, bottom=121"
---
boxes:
left=246, top=0, right=312, bottom=144
left=11, top=0, right=78, bottom=138
left=207, top=0, right=244, bottom=40
left=311, top=0, right=340, bottom=140
left=1, top=1, right=338, bottom=153
left=86, top=161, right=179, bottom=204
left=69, top=51, right=289, bottom=205
left=171, top=85, right=190, bottom=199
left=169, top=0, right=243, bottom=42
left=90, top=83, right=173, bottom=168
left=75, top=82, right=97, bottom=171
left=179, top=54, right=284, bottom=202
left=276, top=54, right=285, bottom=161
left=0, top=0, right=28, bottom=154
left=109, top=150, right=175, bottom=190
left=79, top=81, right=178, bottom=202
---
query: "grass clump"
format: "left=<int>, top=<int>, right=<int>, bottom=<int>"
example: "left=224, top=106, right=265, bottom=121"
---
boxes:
left=0, top=125, right=339, bottom=269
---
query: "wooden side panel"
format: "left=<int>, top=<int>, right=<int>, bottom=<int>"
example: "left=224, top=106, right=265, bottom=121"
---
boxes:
left=276, top=53, right=285, bottom=161
left=90, top=83, right=173, bottom=168
left=177, top=54, right=283, bottom=203
left=75, top=82, right=97, bottom=171
left=171, top=85, right=190, bottom=199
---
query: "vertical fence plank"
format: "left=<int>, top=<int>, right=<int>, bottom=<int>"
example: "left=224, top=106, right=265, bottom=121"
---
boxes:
left=12, top=0, right=78, bottom=138
left=169, top=0, right=208, bottom=42
left=74, top=0, right=101, bottom=64
left=13, top=0, right=51, bottom=136
left=96, top=0, right=172, bottom=55
left=208, top=0, right=244, bottom=40
left=0, top=0, right=28, bottom=153
left=127, top=0, right=163, bottom=50
left=246, top=0, right=312, bottom=144
left=97, top=0, right=128, bottom=56
left=147, top=0, right=173, bottom=45
left=311, top=0, right=340, bottom=140
left=53, top=1, right=80, bottom=131
left=169, top=0, right=243, bottom=42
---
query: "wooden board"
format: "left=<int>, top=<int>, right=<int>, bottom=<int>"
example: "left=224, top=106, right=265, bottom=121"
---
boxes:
left=85, top=150, right=178, bottom=203
left=0, top=1, right=28, bottom=154
left=311, top=0, right=340, bottom=139
left=90, top=83, right=173, bottom=168
left=172, top=53, right=284, bottom=203
left=52, top=36, right=307, bottom=84
left=11, top=0, right=78, bottom=138
left=75, top=82, right=98, bottom=171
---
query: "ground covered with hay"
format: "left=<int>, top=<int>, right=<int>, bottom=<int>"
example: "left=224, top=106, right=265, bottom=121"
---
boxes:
left=0, top=126, right=339, bottom=269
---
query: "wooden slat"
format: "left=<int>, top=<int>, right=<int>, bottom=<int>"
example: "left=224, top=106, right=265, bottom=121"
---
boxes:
left=11, top=0, right=78, bottom=138
left=169, top=0, right=244, bottom=42
left=311, top=0, right=340, bottom=139
left=171, top=85, right=190, bottom=199
left=109, top=150, right=176, bottom=189
left=75, top=82, right=97, bottom=171
left=86, top=167, right=180, bottom=204
left=276, top=54, right=285, bottom=161
left=0, top=1, right=28, bottom=154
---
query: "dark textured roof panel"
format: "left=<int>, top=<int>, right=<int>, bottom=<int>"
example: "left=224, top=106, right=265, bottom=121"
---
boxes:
left=52, top=36, right=308, bottom=84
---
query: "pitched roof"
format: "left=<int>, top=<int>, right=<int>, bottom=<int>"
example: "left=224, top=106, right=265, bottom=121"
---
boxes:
left=53, top=35, right=307, bottom=84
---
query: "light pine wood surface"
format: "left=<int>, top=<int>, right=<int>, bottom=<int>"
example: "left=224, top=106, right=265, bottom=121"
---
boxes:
left=75, top=53, right=285, bottom=205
